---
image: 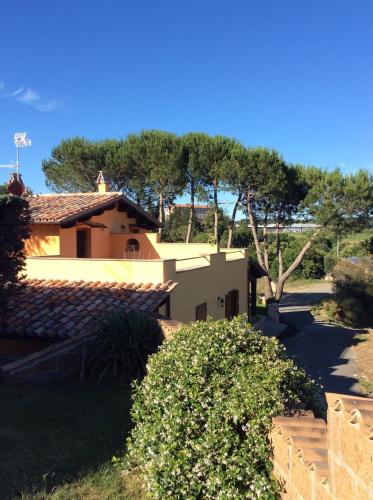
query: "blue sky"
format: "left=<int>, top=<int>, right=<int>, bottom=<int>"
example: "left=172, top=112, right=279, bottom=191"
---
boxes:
left=0, top=0, right=372, bottom=203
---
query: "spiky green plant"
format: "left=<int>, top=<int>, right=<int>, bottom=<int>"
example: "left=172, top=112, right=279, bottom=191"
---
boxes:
left=87, top=309, right=163, bottom=383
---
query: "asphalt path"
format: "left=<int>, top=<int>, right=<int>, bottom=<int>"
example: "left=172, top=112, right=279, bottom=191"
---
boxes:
left=279, top=281, right=361, bottom=396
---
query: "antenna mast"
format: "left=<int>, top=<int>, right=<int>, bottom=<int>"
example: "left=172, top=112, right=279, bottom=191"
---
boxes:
left=0, top=132, right=32, bottom=174
left=14, top=132, right=32, bottom=174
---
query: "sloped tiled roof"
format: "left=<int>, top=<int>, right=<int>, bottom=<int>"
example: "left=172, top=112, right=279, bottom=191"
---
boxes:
left=3, top=278, right=176, bottom=340
left=28, top=192, right=160, bottom=227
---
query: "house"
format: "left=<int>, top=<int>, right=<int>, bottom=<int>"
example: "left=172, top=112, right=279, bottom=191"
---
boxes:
left=7, top=172, right=264, bottom=325
left=18, top=172, right=262, bottom=325
left=0, top=172, right=266, bottom=378
left=165, top=203, right=210, bottom=222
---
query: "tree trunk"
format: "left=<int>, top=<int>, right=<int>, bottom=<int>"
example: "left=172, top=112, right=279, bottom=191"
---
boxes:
left=275, top=227, right=323, bottom=301
left=158, top=192, right=164, bottom=239
left=213, top=179, right=219, bottom=244
left=246, top=194, right=274, bottom=300
left=185, top=182, right=194, bottom=243
left=276, top=222, right=283, bottom=278
left=262, top=214, right=270, bottom=271
left=227, top=192, right=242, bottom=248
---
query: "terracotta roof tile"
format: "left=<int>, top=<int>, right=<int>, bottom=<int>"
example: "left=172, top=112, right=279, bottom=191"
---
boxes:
left=27, top=192, right=160, bottom=227
left=2, top=278, right=177, bottom=340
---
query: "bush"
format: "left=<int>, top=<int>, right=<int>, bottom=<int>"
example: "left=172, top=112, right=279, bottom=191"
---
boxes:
left=0, top=195, right=30, bottom=330
left=87, top=309, right=163, bottom=383
left=126, top=316, right=320, bottom=499
left=339, top=298, right=364, bottom=327
left=323, top=253, right=337, bottom=274
left=332, top=259, right=373, bottom=327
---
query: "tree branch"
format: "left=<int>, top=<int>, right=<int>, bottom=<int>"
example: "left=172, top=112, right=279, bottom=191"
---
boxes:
left=275, top=227, right=323, bottom=301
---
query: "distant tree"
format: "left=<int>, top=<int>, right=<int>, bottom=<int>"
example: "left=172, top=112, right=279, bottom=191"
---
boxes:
left=232, top=220, right=254, bottom=249
left=116, top=133, right=158, bottom=211
left=0, top=184, right=8, bottom=195
left=201, top=207, right=230, bottom=245
left=226, top=148, right=373, bottom=302
left=199, top=135, right=236, bottom=243
left=0, top=195, right=30, bottom=330
left=181, top=133, right=210, bottom=243
left=222, top=143, right=248, bottom=248
left=42, top=137, right=137, bottom=196
left=137, top=130, right=186, bottom=238
left=163, top=207, right=192, bottom=242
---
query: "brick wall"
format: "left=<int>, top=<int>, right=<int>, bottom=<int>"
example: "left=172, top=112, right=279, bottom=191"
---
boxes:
left=270, top=393, right=373, bottom=499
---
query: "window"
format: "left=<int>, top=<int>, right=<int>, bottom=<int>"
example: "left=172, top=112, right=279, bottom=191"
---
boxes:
left=195, top=303, right=207, bottom=321
left=225, top=290, right=239, bottom=320
left=126, top=238, right=140, bottom=252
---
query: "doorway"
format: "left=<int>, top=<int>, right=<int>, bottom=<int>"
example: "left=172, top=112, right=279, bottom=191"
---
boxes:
left=225, top=290, right=239, bottom=320
left=76, top=229, right=91, bottom=258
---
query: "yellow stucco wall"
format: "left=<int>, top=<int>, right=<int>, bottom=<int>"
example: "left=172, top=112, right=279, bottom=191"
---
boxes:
left=26, top=257, right=168, bottom=284
left=25, top=224, right=60, bottom=256
left=110, top=233, right=160, bottom=259
left=26, top=249, right=249, bottom=323
left=153, top=240, right=219, bottom=259
left=164, top=251, right=248, bottom=323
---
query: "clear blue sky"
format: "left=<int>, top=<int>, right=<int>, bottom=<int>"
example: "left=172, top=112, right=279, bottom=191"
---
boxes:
left=1, top=0, right=372, bottom=202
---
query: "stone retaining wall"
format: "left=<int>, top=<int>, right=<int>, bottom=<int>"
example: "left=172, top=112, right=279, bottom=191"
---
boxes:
left=270, top=392, right=373, bottom=499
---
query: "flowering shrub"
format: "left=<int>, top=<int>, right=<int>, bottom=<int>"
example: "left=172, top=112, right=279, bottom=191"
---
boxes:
left=126, top=316, right=320, bottom=499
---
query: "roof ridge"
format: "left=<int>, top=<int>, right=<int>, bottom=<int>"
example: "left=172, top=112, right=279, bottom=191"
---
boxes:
left=31, top=192, right=121, bottom=197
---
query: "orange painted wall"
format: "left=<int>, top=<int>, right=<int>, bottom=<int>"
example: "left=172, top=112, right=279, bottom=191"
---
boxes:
left=24, top=224, right=60, bottom=256
left=110, top=233, right=160, bottom=259
left=27, top=206, right=151, bottom=258
left=60, top=227, right=77, bottom=257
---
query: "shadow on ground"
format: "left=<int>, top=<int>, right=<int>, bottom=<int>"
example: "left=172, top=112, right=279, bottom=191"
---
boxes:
left=0, top=382, right=132, bottom=499
left=279, top=290, right=361, bottom=397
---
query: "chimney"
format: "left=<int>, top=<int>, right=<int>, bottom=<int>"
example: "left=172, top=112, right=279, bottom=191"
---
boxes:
left=96, top=171, right=110, bottom=193
left=7, top=172, right=26, bottom=197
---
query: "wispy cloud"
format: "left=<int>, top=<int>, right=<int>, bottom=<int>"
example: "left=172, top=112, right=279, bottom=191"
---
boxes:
left=10, top=86, right=24, bottom=96
left=0, top=80, right=61, bottom=112
left=17, top=88, right=40, bottom=104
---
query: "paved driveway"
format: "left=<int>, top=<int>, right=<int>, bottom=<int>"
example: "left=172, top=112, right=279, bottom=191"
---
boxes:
left=279, top=281, right=361, bottom=396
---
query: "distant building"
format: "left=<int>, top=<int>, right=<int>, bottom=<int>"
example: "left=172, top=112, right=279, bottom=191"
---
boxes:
left=165, top=204, right=210, bottom=221
left=245, top=222, right=320, bottom=233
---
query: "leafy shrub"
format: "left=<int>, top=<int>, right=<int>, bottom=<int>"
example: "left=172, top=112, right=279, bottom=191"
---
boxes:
left=87, top=309, right=163, bottom=383
left=340, top=237, right=373, bottom=258
left=339, top=298, right=364, bottom=327
left=332, top=259, right=373, bottom=327
left=323, top=253, right=337, bottom=274
left=0, top=195, right=30, bottom=328
left=126, top=316, right=320, bottom=499
left=320, top=299, right=340, bottom=322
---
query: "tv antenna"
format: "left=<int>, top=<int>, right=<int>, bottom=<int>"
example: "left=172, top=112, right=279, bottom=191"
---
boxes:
left=0, top=132, right=32, bottom=174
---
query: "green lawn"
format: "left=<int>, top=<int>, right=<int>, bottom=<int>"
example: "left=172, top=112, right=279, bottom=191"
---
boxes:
left=0, top=382, right=142, bottom=499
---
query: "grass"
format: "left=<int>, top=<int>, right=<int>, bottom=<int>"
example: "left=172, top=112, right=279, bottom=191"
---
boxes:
left=0, top=382, right=143, bottom=499
left=284, top=278, right=324, bottom=291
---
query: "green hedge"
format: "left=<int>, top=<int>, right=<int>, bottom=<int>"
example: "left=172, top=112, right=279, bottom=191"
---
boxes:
left=126, top=316, right=320, bottom=499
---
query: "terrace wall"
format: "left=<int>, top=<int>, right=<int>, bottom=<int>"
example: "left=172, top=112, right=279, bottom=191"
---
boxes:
left=0, top=320, right=180, bottom=383
left=270, top=393, right=373, bottom=499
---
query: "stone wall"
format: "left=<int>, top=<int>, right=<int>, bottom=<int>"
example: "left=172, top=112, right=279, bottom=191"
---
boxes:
left=270, top=392, right=373, bottom=499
